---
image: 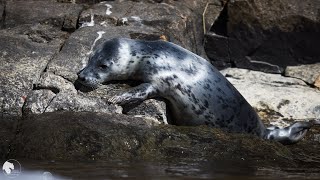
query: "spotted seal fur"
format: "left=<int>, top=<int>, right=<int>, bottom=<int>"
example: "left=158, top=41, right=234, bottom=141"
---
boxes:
left=77, top=38, right=313, bottom=144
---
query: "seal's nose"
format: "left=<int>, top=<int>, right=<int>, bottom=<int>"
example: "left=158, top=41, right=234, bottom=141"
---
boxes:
left=77, top=70, right=86, bottom=82
left=78, top=74, right=86, bottom=82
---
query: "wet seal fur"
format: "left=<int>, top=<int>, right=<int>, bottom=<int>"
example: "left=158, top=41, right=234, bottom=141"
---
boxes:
left=77, top=38, right=315, bottom=145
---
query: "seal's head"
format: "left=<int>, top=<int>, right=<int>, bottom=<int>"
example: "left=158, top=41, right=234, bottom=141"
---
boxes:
left=77, top=38, right=132, bottom=88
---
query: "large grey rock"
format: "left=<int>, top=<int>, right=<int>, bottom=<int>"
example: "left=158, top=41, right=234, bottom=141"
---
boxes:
left=221, top=68, right=320, bottom=127
left=205, top=0, right=320, bottom=72
left=285, top=63, right=320, bottom=85
left=5, top=1, right=83, bottom=31
left=0, top=25, right=66, bottom=117
left=78, top=0, right=223, bottom=58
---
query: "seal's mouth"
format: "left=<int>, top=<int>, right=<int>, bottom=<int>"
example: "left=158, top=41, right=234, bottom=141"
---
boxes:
left=74, top=79, right=100, bottom=92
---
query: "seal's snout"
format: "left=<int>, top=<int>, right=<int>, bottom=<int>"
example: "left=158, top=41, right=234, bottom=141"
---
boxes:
left=77, top=69, right=87, bottom=82
left=77, top=73, right=86, bottom=82
left=75, top=69, right=97, bottom=92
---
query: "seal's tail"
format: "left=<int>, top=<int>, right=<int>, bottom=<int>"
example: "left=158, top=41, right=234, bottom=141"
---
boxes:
left=264, top=120, right=319, bottom=145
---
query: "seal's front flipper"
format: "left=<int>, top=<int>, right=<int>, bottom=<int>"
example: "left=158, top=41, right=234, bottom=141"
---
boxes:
left=108, top=83, right=157, bottom=106
left=265, top=121, right=312, bottom=145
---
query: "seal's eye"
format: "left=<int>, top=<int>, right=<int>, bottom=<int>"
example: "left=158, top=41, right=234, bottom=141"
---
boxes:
left=99, top=65, right=108, bottom=69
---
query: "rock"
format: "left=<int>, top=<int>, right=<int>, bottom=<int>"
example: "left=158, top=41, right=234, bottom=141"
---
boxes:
left=205, top=0, right=320, bottom=72
left=0, top=117, right=17, bottom=161
left=221, top=68, right=320, bottom=127
left=315, top=75, right=320, bottom=89
left=9, top=112, right=163, bottom=161
left=0, top=25, right=66, bottom=117
left=23, top=72, right=122, bottom=115
left=125, top=99, right=168, bottom=124
left=22, top=71, right=164, bottom=123
left=5, top=1, right=83, bottom=31
left=9, top=111, right=296, bottom=167
left=57, top=0, right=106, bottom=4
left=0, top=2, right=4, bottom=28
left=159, top=0, right=225, bottom=35
left=204, top=32, right=230, bottom=69
left=285, top=63, right=320, bottom=85
left=77, top=0, right=223, bottom=58
left=37, top=72, right=77, bottom=94
left=44, top=92, right=121, bottom=114
left=23, top=90, right=57, bottom=114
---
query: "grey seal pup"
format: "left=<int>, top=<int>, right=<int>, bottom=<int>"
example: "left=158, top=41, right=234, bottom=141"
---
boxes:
left=77, top=38, right=313, bottom=145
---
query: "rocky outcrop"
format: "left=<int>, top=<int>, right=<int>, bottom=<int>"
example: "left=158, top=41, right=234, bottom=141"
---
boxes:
left=5, top=1, right=83, bottom=31
left=0, top=25, right=67, bottom=117
left=0, top=117, right=17, bottom=160
left=222, top=68, right=320, bottom=127
left=0, top=2, right=4, bottom=28
left=1, top=111, right=319, bottom=169
left=315, top=76, right=320, bottom=89
left=0, top=112, right=300, bottom=166
left=0, top=0, right=320, bottom=167
left=285, top=63, right=320, bottom=87
left=1, top=0, right=225, bottom=119
left=205, top=0, right=320, bottom=72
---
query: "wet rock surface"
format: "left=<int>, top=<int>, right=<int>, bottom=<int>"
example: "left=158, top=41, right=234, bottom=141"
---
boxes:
left=0, top=117, right=17, bottom=160
left=0, top=0, right=319, bottom=173
left=2, top=111, right=319, bottom=169
left=0, top=111, right=318, bottom=173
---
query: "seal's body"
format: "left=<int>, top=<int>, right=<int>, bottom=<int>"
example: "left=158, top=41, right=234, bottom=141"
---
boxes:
left=78, top=38, right=312, bottom=144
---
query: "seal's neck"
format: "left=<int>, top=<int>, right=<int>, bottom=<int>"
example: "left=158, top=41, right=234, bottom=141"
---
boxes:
left=114, top=40, right=145, bottom=80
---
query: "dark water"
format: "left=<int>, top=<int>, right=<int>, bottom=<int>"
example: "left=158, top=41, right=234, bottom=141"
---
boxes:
left=1, top=159, right=320, bottom=180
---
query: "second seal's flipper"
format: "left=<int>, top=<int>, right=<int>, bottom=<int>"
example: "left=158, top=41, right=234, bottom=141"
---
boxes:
left=265, top=121, right=313, bottom=145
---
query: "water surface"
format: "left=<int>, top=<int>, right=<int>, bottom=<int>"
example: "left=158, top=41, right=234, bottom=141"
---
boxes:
left=1, top=159, right=320, bottom=180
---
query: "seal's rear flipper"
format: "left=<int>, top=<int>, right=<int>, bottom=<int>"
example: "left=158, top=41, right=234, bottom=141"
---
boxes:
left=265, top=121, right=312, bottom=145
